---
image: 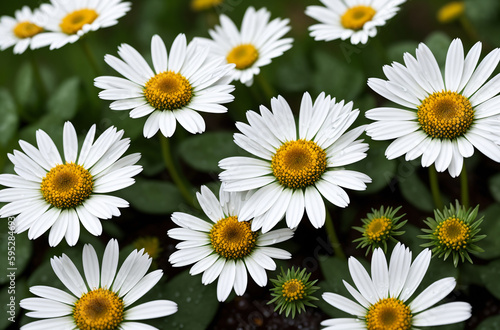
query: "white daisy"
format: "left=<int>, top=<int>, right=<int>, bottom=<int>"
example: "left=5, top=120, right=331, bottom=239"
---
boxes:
left=95, top=33, right=235, bottom=138
left=219, top=92, right=371, bottom=233
left=194, top=6, right=293, bottom=86
left=0, top=121, right=142, bottom=247
left=167, top=185, right=293, bottom=302
left=321, top=243, right=472, bottom=329
left=366, top=39, right=500, bottom=177
left=0, top=6, right=45, bottom=54
left=305, top=0, right=407, bottom=45
left=30, top=0, right=131, bottom=50
left=20, top=239, right=177, bottom=330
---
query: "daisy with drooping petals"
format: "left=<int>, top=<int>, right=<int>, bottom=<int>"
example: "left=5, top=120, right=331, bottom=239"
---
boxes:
left=366, top=39, right=500, bottom=177
left=0, top=122, right=142, bottom=247
left=219, top=92, right=371, bottom=233
left=95, top=33, right=235, bottom=138
left=168, top=185, right=293, bottom=302
left=321, top=243, right=472, bottom=329
left=306, top=0, right=407, bottom=45
left=194, top=7, right=293, bottom=86
left=20, top=239, right=177, bottom=330
left=30, top=0, right=131, bottom=50
left=0, top=6, right=45, bottom=54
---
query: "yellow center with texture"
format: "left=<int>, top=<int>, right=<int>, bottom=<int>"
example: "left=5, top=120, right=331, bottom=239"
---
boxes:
left=341, top=6, right=377, bottom=30
left=282, top=279, right=305, bottom=302
left=60, top=9, right=98, bottom=35
left=366, top=216, right=392, bottom=243
left=41, top=163, right=93, bottom=209
left=226, top=44, right=259, bottom=70
left=366, top=298, right=412, bottom=330
left=210, top=216, right=258, bottom=259
left=417, top=91, right=474, bottom=139
left=435, top=217, right=470, bottom=250
left=144, top=71, right=193, bottom=110
left=73, top=288, right=124, bottom=330
left=272, top=140, right=327, bottom=189
left=13, top=21, right=43, bottom=38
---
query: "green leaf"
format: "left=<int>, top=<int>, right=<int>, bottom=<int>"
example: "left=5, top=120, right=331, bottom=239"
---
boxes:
left=275, top=48, right=312, bottom=92
left=47, top=77, right=81, bottom=120
left=398, top=166, right=434, bottom=212
left=387, top=41, right=419, bottom=63
left=0, top=88, right=19, bottom=147
left=14, top=62, right=35, bottom=108
left=481, top=259, right=500, bottom=300
left=178, top=131, right=242, bottom=173
left=465, top=0, right=500, bottom=24
left=477, top=315, right=500, bottom=330
left=0, top=225, right=33, bottom=285
left=488, top=173, right=500, bottom=203
left=476, top=204, right=500, bottom=260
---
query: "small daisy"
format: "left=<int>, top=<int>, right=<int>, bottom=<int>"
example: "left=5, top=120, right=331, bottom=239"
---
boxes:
left=306, top=0, right=407, bottom=45
left=0, top=6, right=45, bottom=54
left=322, top=243, right=472, bottom=329
left=20, top=239, right=177, bottom=329
left=95, top=33, right=235, bottom=138
left=219, top=92, right=371, bottom=233
left=167, top=185, right=293, bottom=302
left=194, top=6, right=293, bottom=86
left=437, top=1, right=465, bottom=24
left=0, top=121, right=142, bottom=247
left=30, top=0, right=131, bottom=50
left=366, top=38, right=500, bottom=177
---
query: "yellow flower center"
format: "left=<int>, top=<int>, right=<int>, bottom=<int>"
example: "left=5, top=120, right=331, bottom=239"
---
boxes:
left=366, top=298, right=412, bottom=330
left=417, top=91, right=474, bottom=139
left=272, top=140, right=327, bottom=189
left=209, top=216, right=258, bottom=259
left=226, top=44, right=259, bottom=70
left=60, top=9, right=99, bottom=35
left=366, top=216, right=392, bottom=242
left=13, top=21, right=43, bottom=39
left=73, top=288, right=124, bottom=330
left=341, top=5, right=377, bottom=30
left=133, top=236, right=162, bottom=259
left=191, top=0, right=224, bottom=11
left=438, top=1, right=465, bottom=23
left=435, top=217, right=470, bottom=251
left=41, top=163, right=93, bottom=209
left=144, top=71, right=193, bottom=111
left=282, top=279, right=305, bottom=302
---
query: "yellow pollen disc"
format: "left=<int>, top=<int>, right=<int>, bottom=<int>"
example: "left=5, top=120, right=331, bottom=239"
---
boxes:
left=60, top=9, right=98, bottom=35
left=41, top=163, right=93, bottom=209
left=226, top=44, right=259, bottom=70
left=366, top=216, right=392, bottom=242
left=209, top=216, right=258, bottom=259
left=144, top=71, right=193, bottom=111
left=73, top=288, right=124, bottom=330
left=435, top=217, right=470, bottom=251
left=417, top=91, right=474, bottom=139
left=438, top=1, right=465, bottom=23
left=282, top=279, right=305, bottom=302
left=341, top=5, right=377, bottom=30
left=272, top=139, right=327, bottom=189
left=13, top=21, right=43, bottom=38
left=366, top=298, right=412, bottom=330
left=191, top=0, right=224, bottom=11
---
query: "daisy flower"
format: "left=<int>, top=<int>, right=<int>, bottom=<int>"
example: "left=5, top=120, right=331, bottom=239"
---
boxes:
left=95, top=33, right=235, bottom=138
left=167, top=185, right=293, bottom=302
left=321, top=243, right=472, bottom=329
left=219, top=92, right=371, bottom=233
left=20, top=239, right=177, bottom=329
left=0, top=121, right=142, bottom=247
left=305, top=0, right=407, bottom=45
left=30, top=0, right=131, bottom=50
left=0, top=6, right=45, bottom=54
left=191, top=0, right=224, bottom=11
left=366, top=38, right=500, bottom=177
left=194, top=7, right=293, bottom=86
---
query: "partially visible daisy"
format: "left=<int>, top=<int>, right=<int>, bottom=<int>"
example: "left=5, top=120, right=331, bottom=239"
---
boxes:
left=30, top=0, right=131, bottom=50
left=194, top=7, right=293, bottom=86
left=0, top=121, right=142, bottom=247
left=322, top=243, right=472, bottom=329
left=0, top=6, right=45, bottom=54
left=20, top=239, right=177, bottom=329
left=191, top=0, right=224, bottom=11
left=366, top=39, right=500, bottom=177
left=437, top=1, right=465, bottom=24
left=168, top=185, right=293, bottom=302
left=95, top=33, right=235, bottom=138
left=219, top=92, right=371, bottom=233
left=306, top=0, right=407, bottom=45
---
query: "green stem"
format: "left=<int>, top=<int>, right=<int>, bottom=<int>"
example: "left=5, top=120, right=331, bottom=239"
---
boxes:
left=460, top=164, right=469, bottom=209
left=429, top=165, right=443, bottom=210
left=79, top=38, right=101, bottom=76
left=256, top=73, right=276, bottom=100
left=325, top=210, right=346, bottom=260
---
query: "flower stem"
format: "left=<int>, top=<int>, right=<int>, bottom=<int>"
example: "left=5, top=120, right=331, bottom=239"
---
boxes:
left=79, top=38, right=101, bottom=76
left=460, top=164, right=469, bottom=209
left=429, top=165, right=443, bottom=210
left=256, top=73, right=276, bottom=100
left=325, top=210, right=346, bottom=260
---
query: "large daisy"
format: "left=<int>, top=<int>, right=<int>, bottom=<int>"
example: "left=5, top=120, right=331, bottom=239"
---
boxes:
left=20, top=239, right=177, bottom=329
left=0, top=6, right=45, bottom=54
left=194, top=6, right=293, bottom=86
left=306, top=0, right=407, bottom=45
left=219, top=92, right=371, bottom=233
left=0, top=122, right=142, bottom=247
left=30, top=0, right=131, bottom=50
left=366, top=39, right=500, bottom=177
left=322, top=243, right=472, bottom=329
left=95, top=33, right=235, bottom=138
left=167, top=185, right=293, bottom=302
